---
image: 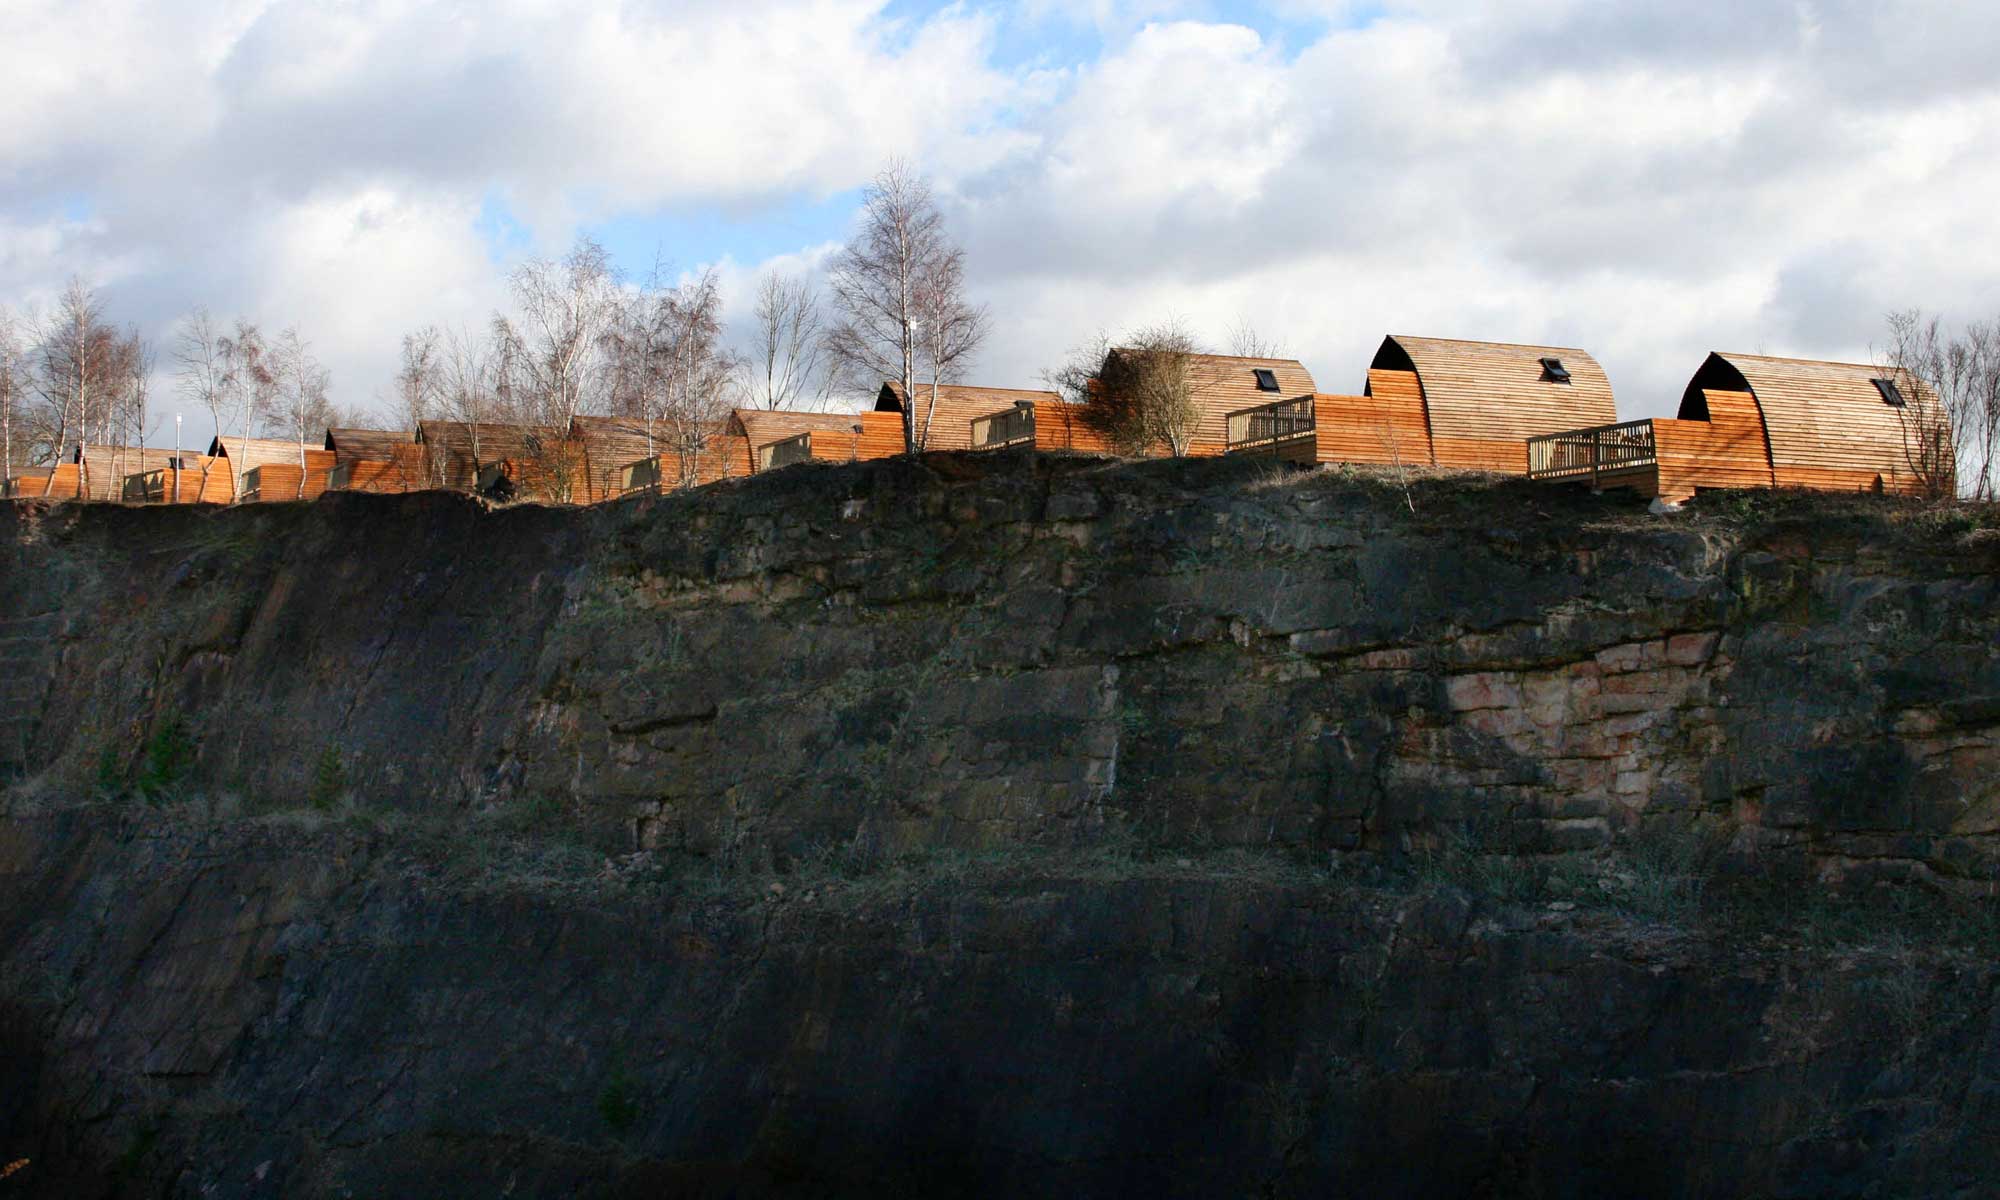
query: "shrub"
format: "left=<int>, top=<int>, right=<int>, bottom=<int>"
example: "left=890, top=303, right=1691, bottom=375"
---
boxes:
left=308, top=746, right=347, bottom=812
left=134, top=716, right=194, bottom=803
left=597, top=1066, right=641, bottom=1135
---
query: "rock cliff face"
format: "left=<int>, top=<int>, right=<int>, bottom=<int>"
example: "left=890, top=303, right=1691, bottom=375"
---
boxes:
left=2, top=453, right=1997, bottom=1197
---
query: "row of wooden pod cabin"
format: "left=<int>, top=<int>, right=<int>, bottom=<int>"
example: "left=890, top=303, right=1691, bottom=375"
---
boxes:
left=6, top=338, right=1947, bottom=508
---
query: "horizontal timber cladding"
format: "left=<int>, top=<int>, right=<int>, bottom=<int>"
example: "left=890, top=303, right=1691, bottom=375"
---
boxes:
left=875, top=382, right=1065, bottom=452
left=1176, top=355, right=1317, bottom=457
left=239, top=458, right=335, bottom=502
left=323, top=428, right=416, bottom=464
left=1652, top=390, right=1774, bottom=499
left=1371, top=335, right=1618, bottom=471
left=1029, top=400, right=1115, bottom=453
left=735, top=409, right=905, bottom=468
left=414, top=421, right=568, bottom=492
left=4, top=465, right=80, bottom=500
left=1311, top=391, right=1434, bottom=466
left=1682, top=353, right=1932, bottom=495
left=329, top=445, right=429, bottom=494
left=123, top=461, right=235, bottom=504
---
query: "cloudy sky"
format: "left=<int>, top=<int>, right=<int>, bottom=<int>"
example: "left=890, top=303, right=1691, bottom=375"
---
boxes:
left=4, top=0, right=1997, bottom=440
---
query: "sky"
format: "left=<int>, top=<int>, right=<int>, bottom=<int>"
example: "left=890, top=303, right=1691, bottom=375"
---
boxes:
left=4, top=0, right=1998, bottom=444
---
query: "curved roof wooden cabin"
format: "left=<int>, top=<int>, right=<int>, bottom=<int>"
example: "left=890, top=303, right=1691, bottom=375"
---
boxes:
left=1683, top=353, right=1935, bottom=494
left=323, top=428, right=425, bottom=494
left=876, top=380, right=1114, bottom=456
left=1366, top=336, right=1617, bottom=472
left=596, top=409, right=903, bottom=497
left=1096, top=352, right=1317, bottom=458
left=205, top=436, right=337, bottom=502
left=730, top=409, right=905, bottom=472
left=1527, top=352, right=1937, bottom=500
left=875, top=383, right=1087, bottom=452
left=412, top=421, right=562, bottom=494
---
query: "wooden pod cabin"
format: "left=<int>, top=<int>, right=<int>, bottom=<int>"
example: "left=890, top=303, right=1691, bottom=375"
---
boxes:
left=1371, top=336, right=1615, bottom=471
left=965, top=397, right=1115, bottom=455
left=413, top=421, right=571, bottom=495
left=733, top=409, right=904, bottom=473
left=324, top=428, right=426, bottom=494
left=1222, top=337, right=1613, bottom=472
left=611, top=409, right=904, bottom=496
left=1528, top=352, right=1938, bottom=500
left=875, top=382, right=1091, bottom=452
left=1097, top=353, right=1319, bottom=458
left=207, top=437, right=336, bottom=502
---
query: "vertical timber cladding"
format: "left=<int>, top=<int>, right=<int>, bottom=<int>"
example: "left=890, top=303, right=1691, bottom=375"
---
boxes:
left=1680, top=352, right=1935, bottom=496
left=1370, top=335, right=1619, bottom=472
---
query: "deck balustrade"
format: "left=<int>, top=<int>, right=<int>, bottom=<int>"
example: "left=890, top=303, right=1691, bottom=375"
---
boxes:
left=756, top=433, right=813, bottom=471
left=1225, top=396, right=1315, bottom=451
left=970, top=404, right=1037, bottom=450
left=1527, top=419, right=1658, bottom=484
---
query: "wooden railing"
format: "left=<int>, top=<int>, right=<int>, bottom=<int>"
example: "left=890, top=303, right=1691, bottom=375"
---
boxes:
left=970, top=404, right=1036, bottom=450
left=1527, top=419, right=1658, bottom=483
left=125, top=469, right=168, bottom=502
left=1225, top=396, right=1315, bottom=451
left=756, top=433, right=812, bottom=471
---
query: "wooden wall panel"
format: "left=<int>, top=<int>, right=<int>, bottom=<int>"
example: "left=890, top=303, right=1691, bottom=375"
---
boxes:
left=1432, top=437, right=1530, bottom=473
left=1030, top=401, right=1114, bottom=453
left=1652, top=389, right=1773, bottom=499
left=1310, top=392, right=1433, bottom=466
left=5, top=465, right=80, bottom=500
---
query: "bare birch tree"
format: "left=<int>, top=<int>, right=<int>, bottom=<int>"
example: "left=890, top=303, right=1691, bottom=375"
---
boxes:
left=748, top=271, right=830, bottom=411
left=397, top=325, right=444, bottom=433
left=268, top=328, right=332, bottom=497
left=911, top=249, right=989, bottom=450
left=174, top=308, right=232, bottom=500
left=219, top=322, right=276, bottom=500
left=825, top=160, right=967, bottom=451
left=495, top=236, right=619, bottom=501
left=34, top=279, right=121, bottom=495
left=658, top=269, right=738, bottom=488
left=1, top=307, right=25, bottom=491
left=1882, top=309, right=2000, bottom=500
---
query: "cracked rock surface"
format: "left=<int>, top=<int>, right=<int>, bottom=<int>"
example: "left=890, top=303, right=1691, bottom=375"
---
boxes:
left=2, top=453, right=1997, bottom=1195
